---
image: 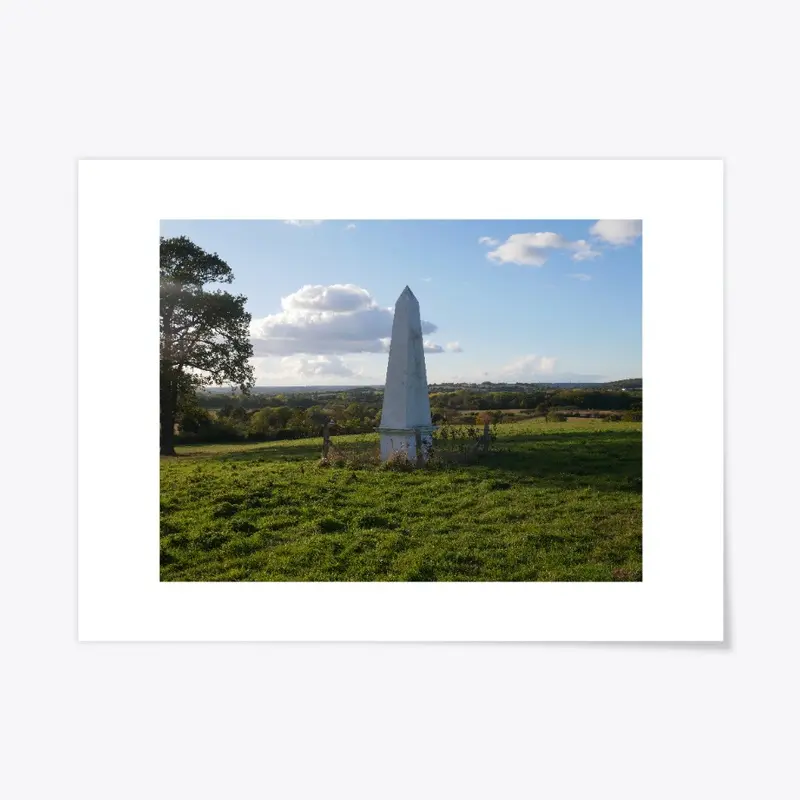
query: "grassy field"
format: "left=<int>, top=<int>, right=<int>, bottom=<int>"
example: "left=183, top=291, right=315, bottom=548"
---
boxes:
left=160, top=419, right=642, bottom=582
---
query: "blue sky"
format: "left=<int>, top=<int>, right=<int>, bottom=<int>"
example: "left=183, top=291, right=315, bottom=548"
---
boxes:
left=160, top=219, right=642, bottom=386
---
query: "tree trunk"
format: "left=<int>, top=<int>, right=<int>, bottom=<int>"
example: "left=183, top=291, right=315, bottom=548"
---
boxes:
left=160, top=367, right=177, bottom=456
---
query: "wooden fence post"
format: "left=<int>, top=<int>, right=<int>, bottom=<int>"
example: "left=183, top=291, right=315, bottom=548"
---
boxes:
left=483, top=421, right=490, bottom=452
left=322, top=421, right=330, bottom=459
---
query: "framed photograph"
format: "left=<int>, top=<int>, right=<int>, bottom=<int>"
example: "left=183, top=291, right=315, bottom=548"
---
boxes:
left=78, top=159, right=723, bottom=641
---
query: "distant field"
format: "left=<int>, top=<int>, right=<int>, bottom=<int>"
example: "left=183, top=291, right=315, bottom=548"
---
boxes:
left=458, top=409, right=620, bottom=418
left=160, top=419, right=642, bottom=582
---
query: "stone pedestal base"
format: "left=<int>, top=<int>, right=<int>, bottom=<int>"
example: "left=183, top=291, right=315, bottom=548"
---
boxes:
left=378, top=426, right=437, bottom=462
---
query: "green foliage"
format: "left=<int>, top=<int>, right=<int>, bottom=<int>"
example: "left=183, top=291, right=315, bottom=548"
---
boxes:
left=175, top=409, right=247, bottom=444
left=188, top=382, right=641, bottom=437
left=602, top=378, right=643, bottom=390
left=382, top=449, right=414, bottom=472
left=160, top=236, right=254, bottom=387
left=179, top=382, right=642, bottom=446
left=160, top=236, right=254, bottom=455
left=249, top=406, right=293, bottom=435
left=177, top=405, right=212, bottom=434
left=160, top=420, right=642, bottom=582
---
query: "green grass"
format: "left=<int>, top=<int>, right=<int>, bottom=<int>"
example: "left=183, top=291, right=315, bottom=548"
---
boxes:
left=160, top=419, right=642, bottom=582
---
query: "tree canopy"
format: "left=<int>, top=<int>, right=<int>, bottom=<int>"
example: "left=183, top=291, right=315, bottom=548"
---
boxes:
left=160, top=236, right=254, bottom=455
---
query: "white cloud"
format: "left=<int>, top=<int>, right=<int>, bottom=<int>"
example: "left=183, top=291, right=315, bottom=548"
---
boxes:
left=487, top=232, right=600, bottom=267
left=478, top=236, right=499, bottom=246
left=570, top=240, right=601, bottom=261
left=253, top=354, right=363, bottom=384
left=283, top=219, right=323, bottom=227
left=589, top=219, right=642, bottom=245
left=345, top=223, right=356, bottom=230
left=250, top=284, right=441, bottom=356
left=445, top=341, right=463, bottom=352
left=280, top=355, right=356, bottom=378
left=567, top=273, right=592, bottom=281
left=498, top=354, right=558, bottom=379
left=281, top=283, right=373, bottom=313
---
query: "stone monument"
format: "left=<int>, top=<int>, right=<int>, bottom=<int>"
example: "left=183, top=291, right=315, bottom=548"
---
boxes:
left=378, top=286, right=436, bottom=462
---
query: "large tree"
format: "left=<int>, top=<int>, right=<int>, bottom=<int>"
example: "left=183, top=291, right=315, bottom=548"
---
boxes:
left=160, top=236, right=254, bottom=455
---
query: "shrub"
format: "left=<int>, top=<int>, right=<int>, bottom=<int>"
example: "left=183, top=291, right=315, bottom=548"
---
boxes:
left=382, top=449, right=414, bottom=472
left=546, top=412, right=568, bottom=423
left=177, top=407, right=213, bottom=434
left=175, top=414, right=247, bottom=444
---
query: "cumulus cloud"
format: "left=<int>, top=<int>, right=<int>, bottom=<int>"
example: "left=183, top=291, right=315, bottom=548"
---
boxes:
left=589, top=219, right=642, bottom=245
left=478, top=236, right=499, bottom=246
left=279, top=355, right=355, bottom=378
left=571, top=240, right=601, bottom=261
left=567, top=273, right=592, bottom=281
left=345, top=223, right=356, bottom=230
left=250, top=284, right=441, bottom=356
left=252, top=354, right=364, bottom=384
left=281, top=283, right=373, bottom=313
left=283, top=219, right=323, bottom=227
left=499, top=354, right=557, bottom=379
left=445, top=341, right=463, bottom=352
left=486, top=232, right=600, bottom=267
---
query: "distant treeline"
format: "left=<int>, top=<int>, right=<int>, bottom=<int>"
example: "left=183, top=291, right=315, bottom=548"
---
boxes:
left=196, top=384, right=642, bottom=411
left=430, top=388, right=641, bottom=412
left=195, top=386, right=382, bottom=411
left=176, top=383, right=642, bottom=445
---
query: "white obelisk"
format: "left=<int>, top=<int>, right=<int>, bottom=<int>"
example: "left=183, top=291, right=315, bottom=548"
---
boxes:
left=378, top=286, right=436, bottom=462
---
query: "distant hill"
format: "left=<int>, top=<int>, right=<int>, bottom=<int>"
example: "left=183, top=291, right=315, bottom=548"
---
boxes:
left=597, top=379, right=642, bottom=390
left=202, top=385, right=383, bottom=395
left=202, top=379, right=642, bottom=395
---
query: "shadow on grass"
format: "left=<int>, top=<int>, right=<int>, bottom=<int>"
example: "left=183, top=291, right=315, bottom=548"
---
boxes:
left=173, top=429, right=642, bottom=493
left=178, top=439, right=375, bottom=463
left=484, top=430, right=642, bottom=492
